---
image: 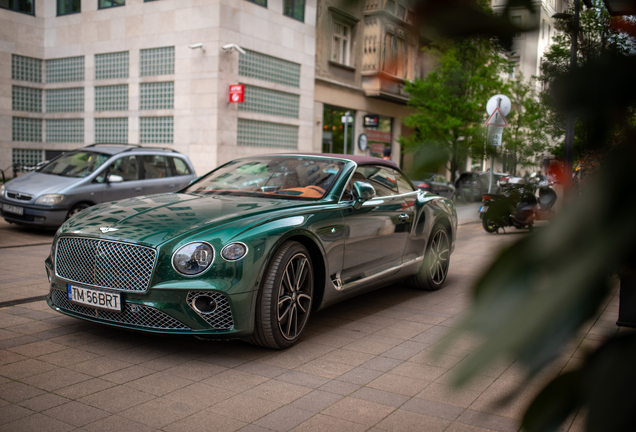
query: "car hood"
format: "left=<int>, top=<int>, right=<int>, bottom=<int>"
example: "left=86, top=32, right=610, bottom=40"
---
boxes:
left=60, top=193, right=318, bottom=245
left=4, top=172, right=80, bottom=197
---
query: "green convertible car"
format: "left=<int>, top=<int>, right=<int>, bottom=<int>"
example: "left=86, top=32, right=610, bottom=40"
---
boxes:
left=45, top=154, right=457, bottom=349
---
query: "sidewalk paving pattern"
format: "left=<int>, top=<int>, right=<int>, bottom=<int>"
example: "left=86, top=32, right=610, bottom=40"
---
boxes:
left=0, top=218, right=623, bottom=431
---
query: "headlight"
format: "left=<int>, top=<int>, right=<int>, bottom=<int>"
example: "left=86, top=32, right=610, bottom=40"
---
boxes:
left=172, top=242, right=214, bottom=276
left=0, top=184, right=5, bottom=196
left=35, top=194, right=65, bottom=205
left=221, top=242, right=248, bottom=261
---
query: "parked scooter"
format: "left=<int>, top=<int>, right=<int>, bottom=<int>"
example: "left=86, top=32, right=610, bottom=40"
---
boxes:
left=479, top=176, right=537, bottom=233
left=535, top=179, right=558, bottom=220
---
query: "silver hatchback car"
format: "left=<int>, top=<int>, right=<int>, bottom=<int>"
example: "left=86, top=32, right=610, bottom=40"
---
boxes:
left=0, top=144, right=196, bottom=228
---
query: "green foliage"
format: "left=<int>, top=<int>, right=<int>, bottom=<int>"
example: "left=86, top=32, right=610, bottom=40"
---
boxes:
left=504, top=73, right=550, bottom=174
left=401, top=34, right=508, bottom=180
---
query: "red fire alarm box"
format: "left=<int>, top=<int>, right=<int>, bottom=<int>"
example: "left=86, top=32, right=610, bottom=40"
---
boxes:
left=229, top=84, right=244, bottom=103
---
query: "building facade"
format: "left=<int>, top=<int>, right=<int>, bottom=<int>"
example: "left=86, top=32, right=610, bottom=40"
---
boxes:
left=313, top=0, right=424, bottom=167
left=1, top=0, right=317, bottom=176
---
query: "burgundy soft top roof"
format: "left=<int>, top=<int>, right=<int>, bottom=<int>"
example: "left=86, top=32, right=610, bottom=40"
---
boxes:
left=274, top=153, right=399, bottom=170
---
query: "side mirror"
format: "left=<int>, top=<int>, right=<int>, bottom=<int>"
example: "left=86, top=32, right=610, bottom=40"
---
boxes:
left=353, top=181, right=376, bottom=209
left=107, top=174, right=124, bottom=183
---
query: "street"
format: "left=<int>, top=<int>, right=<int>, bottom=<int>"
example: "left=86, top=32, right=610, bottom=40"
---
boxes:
left=0, top=211, right=621, bottom=432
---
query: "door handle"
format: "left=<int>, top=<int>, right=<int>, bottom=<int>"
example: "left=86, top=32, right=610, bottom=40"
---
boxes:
left=135, top=188, right=142, bottom=192
left=398, top=213, right=410, bottom=222
left=168, top=184, right=175, bottom=188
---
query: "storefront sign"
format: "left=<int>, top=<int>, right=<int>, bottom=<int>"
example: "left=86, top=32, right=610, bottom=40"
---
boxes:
left=229, top=85, right=244, bottom=103
left=366, top=130, right=392, bottom=143
left=371, top=143, right=386, bottom=155
left=363, top=115, right=379, bottom=128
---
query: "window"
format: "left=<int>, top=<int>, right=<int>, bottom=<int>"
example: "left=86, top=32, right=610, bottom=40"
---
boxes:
left=1, top=0, right=34, bottom=15
left=110, top=156, right=139, bottom=181
left=171, top=158, right=192, bottom=176
left=12, top=55, right=42, bottom=82
left=246, top=0, right=266, bottom=6
left=140, top=82, right=174, bottom=110
left=95, top=85, right=128, bottom=111
left=95, top=51, right=129, bottom=79
left=99, top=0, right=124, bottom=9
left=396, top=172, right=415, bottom=193
left=46, top=56, right=84, bottom=83
left=283, top=0, right=304, bottom=22
left=239, top=50, right=300, bottom=87
left=142, top=155, right=171, bottom=179
left=95, top=118, right=128, bottom=143
left=12, top=86, right=42, bottom=112
left=46, top=88, right=84, bottom=112
left=332, top=21, right=351, bottom=66
left=57, top=0, right=80, bottom=15
left=12, top=117, right=42, bottom=142
left=13, top=149, right=43, bottom=168
left=140, top=117, right=173, bottom=144
left=237, top=119, right=298, bottom=148
left=238, top=85, right=299, bottom=118
left=352, top=166, right=398, bottom=197
left=45, top=119, right=84, bottom=143
left=140, top=47, right=174, bottom=77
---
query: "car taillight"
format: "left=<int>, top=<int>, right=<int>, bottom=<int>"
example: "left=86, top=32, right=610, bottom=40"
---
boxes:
left=483, top=195, right=492, bottom=201
left=418, top=184, right=430, bottom=189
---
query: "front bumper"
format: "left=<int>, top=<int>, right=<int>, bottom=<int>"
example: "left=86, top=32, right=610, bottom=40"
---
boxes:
left=0, top=197, right=67, bottom=227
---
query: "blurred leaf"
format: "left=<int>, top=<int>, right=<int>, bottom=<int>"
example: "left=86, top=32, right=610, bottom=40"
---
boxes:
left=522, top=371, right=583, bottom=432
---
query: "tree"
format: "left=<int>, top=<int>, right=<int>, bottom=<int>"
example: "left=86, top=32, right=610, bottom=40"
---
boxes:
left=401, top=26, right=508, bottom=181
left=538, top=0, right=634, bottom=157
left=503, top=73, right=550, bottom=175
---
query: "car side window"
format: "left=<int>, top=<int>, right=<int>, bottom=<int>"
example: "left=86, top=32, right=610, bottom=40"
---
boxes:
left=110, top=156, right=139, bottom=181
left=171, top=157, right=192, bottom=176
left=395, top=172, right=415, bottom=193
left=346, top=166, right=397, bottom=198
left=142, top=155, right=172, bottom=179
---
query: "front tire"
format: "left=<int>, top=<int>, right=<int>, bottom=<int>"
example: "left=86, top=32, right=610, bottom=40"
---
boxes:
left=409, top=225, right=451, bottom=291
left=66, top=203, right=90, bottom=220
left=250, top=241, right=313, bottom=349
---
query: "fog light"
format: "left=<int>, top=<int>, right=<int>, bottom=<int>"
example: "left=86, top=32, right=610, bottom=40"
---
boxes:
left=221, top=242, right=248, bottom=261
left=34, top=216, right=46, bottom=222
left=193, top=295, right=217, bottom=314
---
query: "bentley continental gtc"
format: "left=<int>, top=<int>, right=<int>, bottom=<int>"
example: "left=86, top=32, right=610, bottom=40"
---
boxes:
left=45, top=154, right=457, bottom=349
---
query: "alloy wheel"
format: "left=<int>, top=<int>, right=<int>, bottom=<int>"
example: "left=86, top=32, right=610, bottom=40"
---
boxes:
left=277, top=252, right=312, bottom=341
left=428, top=229, right=450, bottom=285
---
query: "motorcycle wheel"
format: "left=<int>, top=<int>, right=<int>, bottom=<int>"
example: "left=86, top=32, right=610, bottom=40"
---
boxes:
left=482, top=216, right=498, bottom=233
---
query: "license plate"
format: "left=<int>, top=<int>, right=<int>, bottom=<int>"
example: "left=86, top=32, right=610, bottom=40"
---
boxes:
left=67, top=285, right=122, bottom=312
left=2, top=203, right=24, bottom=216
left=479, top=206, right=488, bottom=213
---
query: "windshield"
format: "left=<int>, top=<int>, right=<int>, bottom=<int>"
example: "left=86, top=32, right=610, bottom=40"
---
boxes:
left=184, top=156, right=345, bottom=200
left=38, top=151, right=110, bottom=178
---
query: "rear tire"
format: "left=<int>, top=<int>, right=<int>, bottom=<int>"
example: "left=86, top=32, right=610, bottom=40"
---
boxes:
left=250, top=241, right=313, bottom=349
left=408, top=225, right=451, bottom=291
left=482, top=216, right=498, bottom=233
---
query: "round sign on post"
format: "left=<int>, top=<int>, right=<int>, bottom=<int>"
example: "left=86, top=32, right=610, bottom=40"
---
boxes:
left=486, top=94, right=511, bottom=117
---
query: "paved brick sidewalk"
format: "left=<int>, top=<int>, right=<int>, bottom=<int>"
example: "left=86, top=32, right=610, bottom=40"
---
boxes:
left=0, top=220, right=621, bottom=432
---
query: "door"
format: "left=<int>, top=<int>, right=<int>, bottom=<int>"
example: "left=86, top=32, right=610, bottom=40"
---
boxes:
left=140, top=155, right=181, bottom=196
left=102, top=155, right=146, bottom=202
left=340, top=165, right=412, bottom=287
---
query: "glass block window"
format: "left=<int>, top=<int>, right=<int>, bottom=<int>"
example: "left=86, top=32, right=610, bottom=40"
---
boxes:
left=238, top=86, right=299, bottom=118
left=239, top=50, right=300, bottom=88
left=95, top=51, right=129, bottom=80
left=46, top=56, right=85, bottom=83
left=140, top=47, right=175, bottom=77
left=95, top=118, right=128, bottom=143
left=12, top=149, right=44, bottom=168
left=46, top=88, right=84, bottom=113
left=140, top=82, right=174, bottom=110
left=95, top=85, right=128, bottom=111
left=46, top=119, right=84, bottom=143
left=12, top=117, right=42, bottom=142
left=140, top=117, right=173, bottom=144
left=12, top=55, right=42, bottom=83
left=12, top=86, right=42, bottom=112
left=237, top=119, right=298, bottom=148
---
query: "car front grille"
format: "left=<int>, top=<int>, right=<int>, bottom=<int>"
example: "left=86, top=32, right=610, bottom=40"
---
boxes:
left=55, top=237, right=156, bottom=292
left=186, top=291, right=234, bottom=330
left=7, top=191, right=33, bottom=201
left=51, top=289, right=189, bottom=330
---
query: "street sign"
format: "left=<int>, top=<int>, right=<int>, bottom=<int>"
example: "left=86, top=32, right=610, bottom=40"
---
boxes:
left=485, top=107, right=508, bottom=127
left=229, top=85, right=244, bottom=103
left=341, top=115, right=353, bottom=124
left=487, top=95, right=511, bottom=116
left=487, top=126, right=504, bottom=146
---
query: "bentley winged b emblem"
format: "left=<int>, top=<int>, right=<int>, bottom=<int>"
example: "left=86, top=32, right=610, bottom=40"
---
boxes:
left=100, top=227, right=119, bottom=233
